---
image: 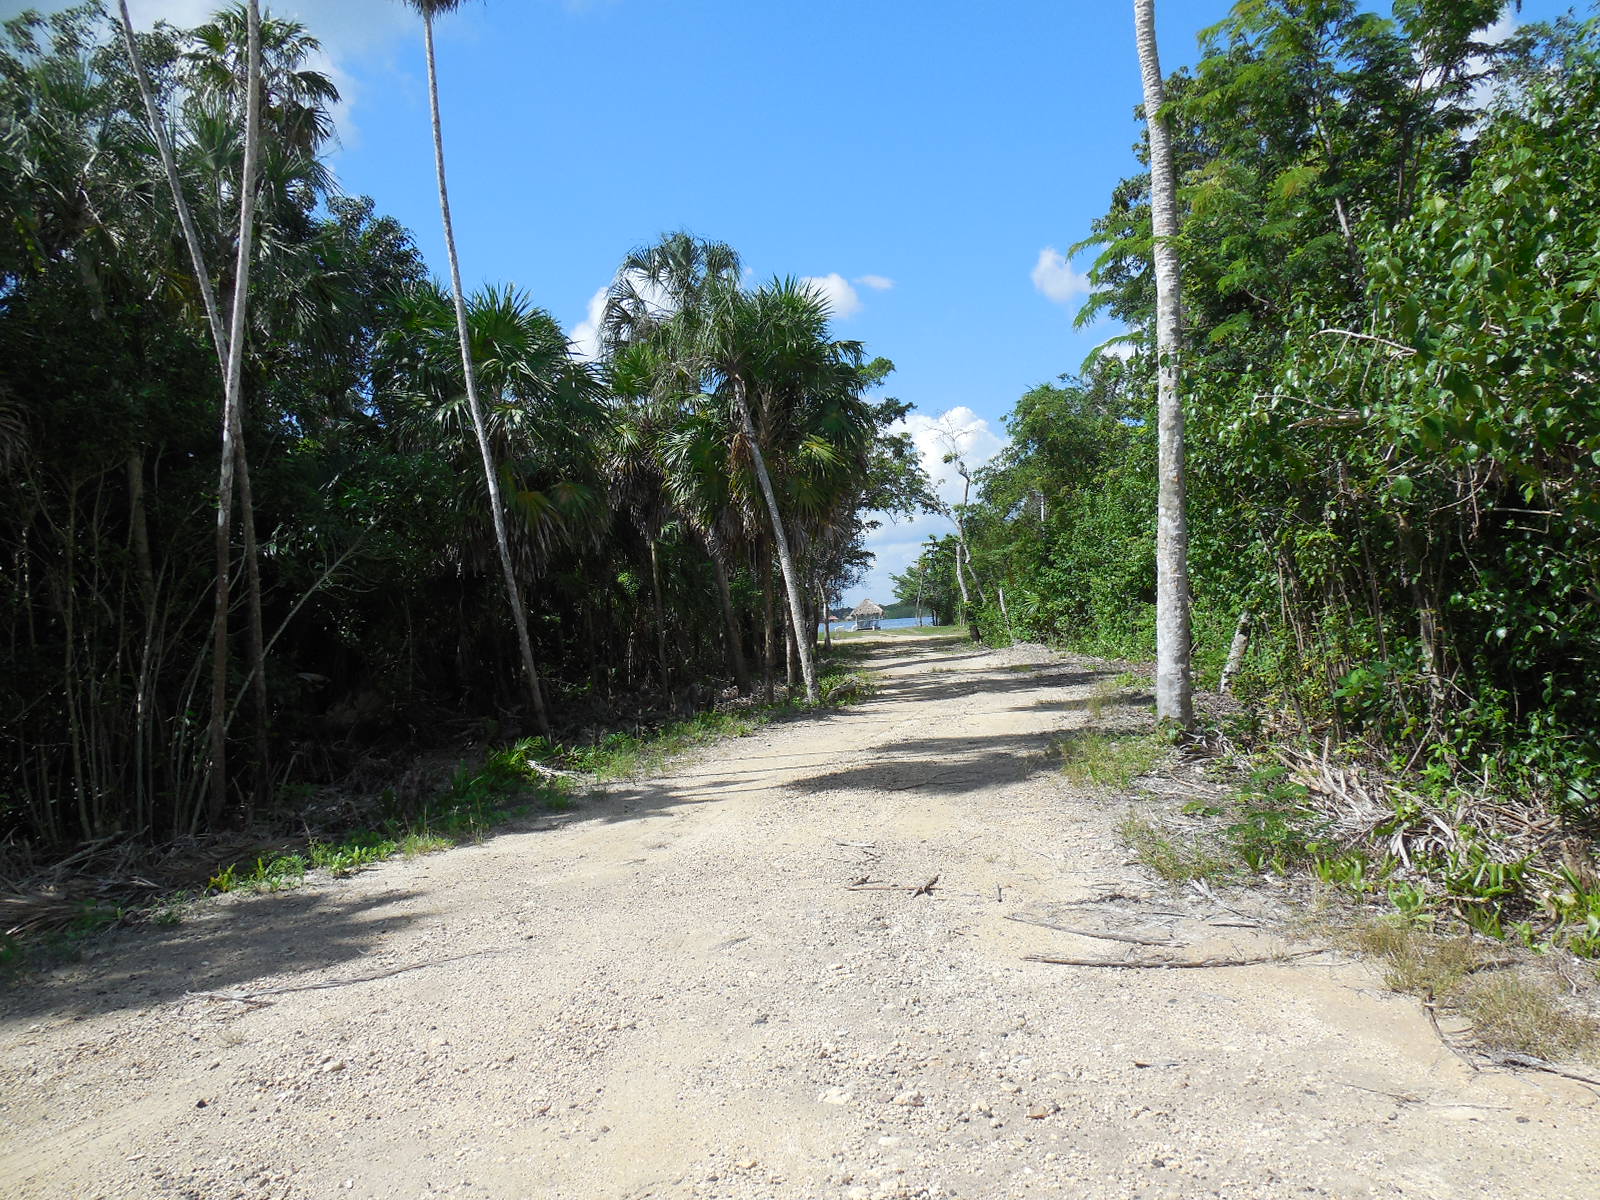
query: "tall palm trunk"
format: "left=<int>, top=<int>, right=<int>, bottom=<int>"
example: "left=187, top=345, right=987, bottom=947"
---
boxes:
left=736, top=381, right=818, bottom=702
left=118, top=1, right=226, bottom=361
left=205, top=0, right=261, bottom=825
left=421, top=10, right=550, bottom=737
left=1135, top=0, right=1194, bottom=729
left=121, top=0, right=271, bottom=813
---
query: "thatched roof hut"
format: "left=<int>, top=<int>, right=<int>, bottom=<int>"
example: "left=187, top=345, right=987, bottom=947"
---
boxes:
left=849, top=599, right=885, bottom=630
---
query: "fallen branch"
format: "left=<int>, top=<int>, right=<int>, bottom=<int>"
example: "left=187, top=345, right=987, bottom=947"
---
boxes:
left=1023, top=948, right=1328, bottom=969
left=1423, top=993, right=1479, bottom=1072
left=1005, top=913, right=1176, bottom=947
left=1487, top=1052, right=1600, bottom=1092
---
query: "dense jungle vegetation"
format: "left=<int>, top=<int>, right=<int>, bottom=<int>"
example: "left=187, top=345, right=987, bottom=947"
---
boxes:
left=896, top=2, right=1600, bottom=931
left=0, top=3, right=934, bottom=850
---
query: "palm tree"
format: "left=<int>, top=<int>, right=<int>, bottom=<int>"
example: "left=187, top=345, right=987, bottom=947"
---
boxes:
left=701, top=279, right=868, bottom=704
left=401, top=0, right=551, bottom=736
left=604, top=235, right=754, bottom=693
left=199, top=0, right=262, bottom=825
left=119, top=3, right=345, bottom=817
left=1134, top=0, right=1194, bottom=729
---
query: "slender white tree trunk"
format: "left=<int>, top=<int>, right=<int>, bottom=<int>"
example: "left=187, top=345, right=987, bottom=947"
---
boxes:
left=206, top=0, right=262, bottom=825
left=422, top=12, right=551, bottom=737
left=118, top=0, right=226, bottom=361
left=736, top=382, right=818, bottom=703
left=123, top=0, right=271, bottom=811
left=1219, top=611, right=1252, bottom=695
left=1135, top=0, right=1194, bottom=729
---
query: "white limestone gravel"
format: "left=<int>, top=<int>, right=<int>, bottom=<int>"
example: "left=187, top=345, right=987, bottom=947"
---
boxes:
left=2, top=634, right=1597, bottom=1200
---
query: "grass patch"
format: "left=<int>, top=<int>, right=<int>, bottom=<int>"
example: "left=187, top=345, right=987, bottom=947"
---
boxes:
left=1350, top=921, right=1480, bottom=996
left=1344, top=917, right=1597, bottom=1060
left=1053, top=729, right=1169, bottom=791
left=1457, top=974, right=1597, bottom=1059
left=1119, top=812, right=1236, bottom=883
left=0, top=900, right=129, bottom=974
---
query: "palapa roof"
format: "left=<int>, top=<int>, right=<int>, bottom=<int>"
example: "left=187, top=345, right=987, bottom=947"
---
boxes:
left=849, top=599, right=885, bottom=617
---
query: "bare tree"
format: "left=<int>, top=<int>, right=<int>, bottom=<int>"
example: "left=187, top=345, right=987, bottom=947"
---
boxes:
left=1134, top=0, right=1194, bottom=728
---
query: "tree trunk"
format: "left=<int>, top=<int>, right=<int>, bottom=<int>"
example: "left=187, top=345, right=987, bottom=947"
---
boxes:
left=118, top=0, right=228, bottom=362
left=820, top=583, right=833, bottom=650
left=422, top=11, right=551, bottom=738
left=760, top=553, right=775, bottom=704
left=785, top=613, right=799, bottom=688
left=1134, top=0, right=1194, bottom=729
left=126, top=450, right=154, bottom=606
left=710, top=553, right=750, bottom=692
left=206, top=0, right=262, bottom=827
left=234, top=437, right=270, bottom=816
left=736, top=381, right=819, bottom=702
left=648, top=536, right=671, bottom=698
left=124, top=0, right=273, bottom=813
left=1219, top=611, right=1252, bottom=695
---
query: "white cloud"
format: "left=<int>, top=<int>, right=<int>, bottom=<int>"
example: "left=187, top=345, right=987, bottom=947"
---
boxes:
left=800, top=273, right=863, bottom=319
left=111, top=0, right=416, bottom=146
left=855, top=274, right=894, bottom=291
left=1481, top=8, right=1517, bottom=45
left=1466, top=5, right=1519, bottom=110
left=849, top=407, right=1008, bottom=608
left=122, top=0, right=415, bottom=56
left=567, top=286, right=609, bottom=362
left=898, top=407, right=1006, bottom=508
left=1031, top=246, right=1091, bottom=307
left=566, top=270, right=678, bottom=361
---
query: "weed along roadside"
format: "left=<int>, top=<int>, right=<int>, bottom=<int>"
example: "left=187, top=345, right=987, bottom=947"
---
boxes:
left=1106, top=698, right=1600, bottom=1073
left=986, top=652, right=1600, bottom=1072
left=0, top=655, right=878, bottom=976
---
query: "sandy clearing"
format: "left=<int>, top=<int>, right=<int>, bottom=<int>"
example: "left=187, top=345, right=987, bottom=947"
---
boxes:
left=2, top=634, right=1596, bottom=1200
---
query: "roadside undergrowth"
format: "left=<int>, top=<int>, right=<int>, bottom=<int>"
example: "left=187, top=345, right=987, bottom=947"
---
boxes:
left=1, top=658, right=876, bottom=975
left=1115, top=734, right=1600, bottom=1061
left=1341, top=918, right=1598, bottom=1062
left=1121, top=739, right=1600, bottom=965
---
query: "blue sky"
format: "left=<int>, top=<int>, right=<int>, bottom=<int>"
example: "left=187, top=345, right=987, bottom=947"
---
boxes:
left=20, top=0, right=1576, bottom=604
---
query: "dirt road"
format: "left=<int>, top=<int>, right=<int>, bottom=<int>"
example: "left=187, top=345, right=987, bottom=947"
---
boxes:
left=2, top=634, right=1596, bottom=1199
